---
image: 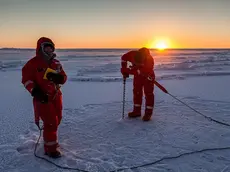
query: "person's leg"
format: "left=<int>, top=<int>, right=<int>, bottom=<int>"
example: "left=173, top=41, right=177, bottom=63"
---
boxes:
left=37, top=102, right=60, bottom=158
left=128, top=76, right=143, bottom=118
left=143, top=77, right=154, bottom=121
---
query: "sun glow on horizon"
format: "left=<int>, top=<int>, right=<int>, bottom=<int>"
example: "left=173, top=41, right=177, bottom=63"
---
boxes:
left=147, top=38, right=170, bottom=51
left=155, top=41, right=168, bottom=50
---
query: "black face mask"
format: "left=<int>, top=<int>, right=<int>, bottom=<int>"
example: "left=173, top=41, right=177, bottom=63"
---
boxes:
left=40, top=42, right=56, bottom=61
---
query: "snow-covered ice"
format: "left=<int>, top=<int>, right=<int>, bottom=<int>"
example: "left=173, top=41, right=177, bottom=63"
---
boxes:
left=0, top=48, right=230, bottom=172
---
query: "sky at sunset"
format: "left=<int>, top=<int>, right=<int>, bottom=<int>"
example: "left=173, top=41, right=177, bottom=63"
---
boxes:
left=0, top=0, right=229, bottom=49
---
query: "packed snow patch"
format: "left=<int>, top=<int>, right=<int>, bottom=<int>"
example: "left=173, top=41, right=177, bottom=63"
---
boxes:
left=10, top=97, right=230, bottom=172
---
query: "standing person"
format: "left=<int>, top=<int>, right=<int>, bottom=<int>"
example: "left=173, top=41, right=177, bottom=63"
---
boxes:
left=21, top=37, right=67, bottom=158
left=120, top=47, right=155, bottom=121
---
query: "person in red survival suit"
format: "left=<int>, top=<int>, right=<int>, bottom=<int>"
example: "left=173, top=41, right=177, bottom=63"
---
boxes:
left=21, top=37, right=67, bottom=158
left=121, top=47, right=155, bottom=121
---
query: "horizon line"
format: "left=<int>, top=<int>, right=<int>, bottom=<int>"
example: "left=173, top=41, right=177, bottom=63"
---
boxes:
left=0, top=47, right=230, bottom=50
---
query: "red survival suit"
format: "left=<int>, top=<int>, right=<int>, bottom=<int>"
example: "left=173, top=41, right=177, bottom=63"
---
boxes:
left=121, top=48, right=155, bottom=121
left=21, top=37, right=67, bottom=158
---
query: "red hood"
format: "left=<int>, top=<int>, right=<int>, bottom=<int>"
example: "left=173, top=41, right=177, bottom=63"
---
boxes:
left=36, top=37, right=55, bottom=56
left=138, top=47, right=151, bottom=56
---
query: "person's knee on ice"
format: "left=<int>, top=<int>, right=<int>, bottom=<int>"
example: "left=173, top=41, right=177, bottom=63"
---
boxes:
left=21, top=37, right=67, bottom=158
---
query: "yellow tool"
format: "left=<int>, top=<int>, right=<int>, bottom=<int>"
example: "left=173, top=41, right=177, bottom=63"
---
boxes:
left=43, top=68, right=57, bottom=80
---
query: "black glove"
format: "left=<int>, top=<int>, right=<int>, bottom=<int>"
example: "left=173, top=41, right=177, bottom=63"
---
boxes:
left=120, top=68, right=129, bottom=79
left=46, top=72, right=64, bottom=84
left=31, top=86, right=48, bottom=103
left=123, top=73, right=129, bottom=78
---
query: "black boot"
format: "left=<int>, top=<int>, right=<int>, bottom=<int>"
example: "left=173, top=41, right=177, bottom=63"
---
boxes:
left=45, top=151, right=61, bottom=158
left=45, top=149, right=62, bottom=158
left=128, top=106, right=141, bottom=118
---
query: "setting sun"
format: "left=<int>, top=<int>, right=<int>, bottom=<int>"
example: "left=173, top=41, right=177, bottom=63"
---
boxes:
left=147, top=38, right=170, bottom=51
left=155, top=41, right=168, bottom=50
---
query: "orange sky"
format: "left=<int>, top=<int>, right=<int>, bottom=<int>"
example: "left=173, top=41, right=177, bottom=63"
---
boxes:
left=0, top=0, right=229, bottom=49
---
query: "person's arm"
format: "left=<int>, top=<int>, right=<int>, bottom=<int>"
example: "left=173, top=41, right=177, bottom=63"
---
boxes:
left=121, top=51, right=137, bottom=77
left=22, top=60, right=36, bottom=94
left=21, top=60, right=40, bottom=123
left=46, top=60, right=67, bottom=85
left=121, top=51, right=136, bottom=68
